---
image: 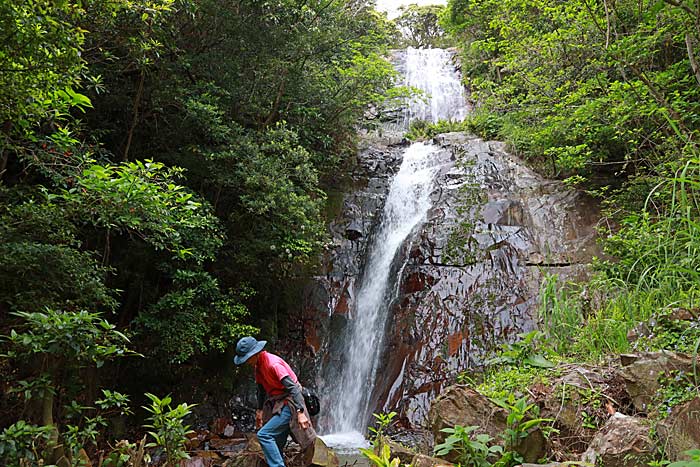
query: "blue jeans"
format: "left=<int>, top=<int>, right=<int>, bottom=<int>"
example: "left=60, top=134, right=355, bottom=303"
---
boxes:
left=257, top=405, right=292, bottom=467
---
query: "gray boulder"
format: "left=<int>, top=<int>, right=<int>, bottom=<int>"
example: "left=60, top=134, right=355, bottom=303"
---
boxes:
left=620, top=351, right=697, bottom=413
left=411, top=454, right=455, bottom=467
left=581, top=413, right=653, bottom=467
left=378, top=436, right=418, bottom=465
left=428, top=385, right=546, bottom=463
left=656, top=397, right=700, bottom=461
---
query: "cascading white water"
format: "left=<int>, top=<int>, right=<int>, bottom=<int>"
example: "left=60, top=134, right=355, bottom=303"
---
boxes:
left=325, top=142, right=439, bottom=440
left=404, top=48, right=468, bottom=125
left=320, top=47, right=467, bottom=449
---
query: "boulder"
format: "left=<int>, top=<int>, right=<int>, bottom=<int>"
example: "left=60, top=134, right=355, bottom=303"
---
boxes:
left=411, top=454, right=455, bottom=467
left=655, top=397, right=700, bottom=461
left=378, top=436, right=417, bottom=465
left=580, top=414, right=653, bottom=467
left=192, top=451, right=223, bottom=461
left=222, top=453, right=263, bottom=467
left=187, top=430, right=215, bottom=451
left=211, top=418, right=233, bottom=436
left=209, top=437, right=248, bottom=457
left=219, top=435, right=265, bottom=467
left=620, top=351, right=696, bottom=413
left=428, top=385, right=546, bottom=463
left=429, top=386, right=506, bottom=441
left=181, top=457, right=216, bottom=467
left=180, top=451, right=223, bottom=467
left=542, top=367, right=608, bottom=435
left=223, top=425, right=238, bottom=438
left=306, top=437, right=339, bottom=467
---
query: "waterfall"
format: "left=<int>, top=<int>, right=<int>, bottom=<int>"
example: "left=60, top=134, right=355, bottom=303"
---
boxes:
left=326, top=142, right=438, bottom=437
left=403, top=47, right=469, bottom=125
left=320, top=48, right=467, bottom=446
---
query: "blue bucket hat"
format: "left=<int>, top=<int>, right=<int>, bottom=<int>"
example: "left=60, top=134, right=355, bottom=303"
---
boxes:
left=234, top=336, right=266, bottom=365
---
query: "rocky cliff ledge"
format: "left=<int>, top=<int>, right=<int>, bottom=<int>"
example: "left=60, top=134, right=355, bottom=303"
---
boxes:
left=304, top=133, right=602, bottom=428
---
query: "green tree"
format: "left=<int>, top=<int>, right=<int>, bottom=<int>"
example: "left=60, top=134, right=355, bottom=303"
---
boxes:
left=2, top=309, right=136, bottom=464
left=0, top=0, right=401, bottom=445
left=135, top=270, right=257, bottom=364
left=395, top=4, right=450, bottom=48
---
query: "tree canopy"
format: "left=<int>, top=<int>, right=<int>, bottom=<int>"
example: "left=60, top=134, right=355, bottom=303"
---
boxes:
left=0, top=1, right=400, bottom=459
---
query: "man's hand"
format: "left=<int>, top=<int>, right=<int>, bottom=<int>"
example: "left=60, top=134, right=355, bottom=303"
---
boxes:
left=297, top=411, right=311, bottom=430
left=255, top=409, right=263, bottom=429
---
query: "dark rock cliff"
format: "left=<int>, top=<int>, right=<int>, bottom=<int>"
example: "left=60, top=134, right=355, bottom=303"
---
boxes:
left=302, top=132, right=601, bottom=428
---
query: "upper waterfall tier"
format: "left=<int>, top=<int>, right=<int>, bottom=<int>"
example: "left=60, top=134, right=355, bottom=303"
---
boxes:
left=396, top=48, right=469, bottom=125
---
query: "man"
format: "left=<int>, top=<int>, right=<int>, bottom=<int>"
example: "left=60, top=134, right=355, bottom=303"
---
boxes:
left=234, top=336, right=316, bottom=467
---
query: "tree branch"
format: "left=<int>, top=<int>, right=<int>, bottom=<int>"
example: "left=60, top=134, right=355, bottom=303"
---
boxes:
left=686, top=33, right=700, bottom=86
left=263, top=69, right=289, bottom=128
left=663, top=0, right=696, bottom=18
left=630, top=64, right=690, bottom=136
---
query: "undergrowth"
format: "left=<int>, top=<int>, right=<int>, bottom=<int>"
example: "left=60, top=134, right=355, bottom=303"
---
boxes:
left=476, top=366, right=558, bottom=402
left=405, top=112, right=503, bottom=142
left=538, top=155, right=700, bottom=361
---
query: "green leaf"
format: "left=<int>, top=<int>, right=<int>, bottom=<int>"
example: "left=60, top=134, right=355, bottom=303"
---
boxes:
left=523, top=354, right=555, bottom=368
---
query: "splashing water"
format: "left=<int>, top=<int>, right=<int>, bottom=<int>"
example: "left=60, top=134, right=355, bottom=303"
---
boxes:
left=320, top=47, right=468, bottom=449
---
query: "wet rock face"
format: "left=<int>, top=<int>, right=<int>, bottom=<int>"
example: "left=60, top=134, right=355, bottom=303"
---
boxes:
left=375, top=135, right=601, bottom=427
left=305, top=133, right=601, bottom=428
left=301, top=144, right=404, bottom=375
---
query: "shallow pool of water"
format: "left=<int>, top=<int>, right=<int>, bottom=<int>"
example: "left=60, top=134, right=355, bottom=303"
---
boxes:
left=320, top=431, right=371, bottom=467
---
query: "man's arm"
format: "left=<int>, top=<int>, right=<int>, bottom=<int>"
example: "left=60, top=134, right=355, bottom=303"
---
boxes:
left=281, top=376, right=305, bottom=412
left=281, top=376, right=311, bottom=429
left=255, top=384, right=265, bottom=429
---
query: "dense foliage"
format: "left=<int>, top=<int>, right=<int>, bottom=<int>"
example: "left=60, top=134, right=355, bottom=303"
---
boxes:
left=1, top=0, right=400, bottom=462
left=434, top=2, right=700, bottom=463
left=442, top=0, right=700, bottom=182
left=441, top=0, right=700, bottom=355
left=4, top=0, right=700, bottom=463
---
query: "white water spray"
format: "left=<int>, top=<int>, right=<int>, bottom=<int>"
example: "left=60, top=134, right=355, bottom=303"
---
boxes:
left=404, top=47, right=468, bottom=125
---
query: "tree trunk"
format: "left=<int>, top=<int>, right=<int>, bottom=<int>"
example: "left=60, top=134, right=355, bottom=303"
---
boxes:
left=123, top=71, right=146, bottom=161
left=0, top=149, right=8, bottom=178
left=42, top=362, right=70, bottom=466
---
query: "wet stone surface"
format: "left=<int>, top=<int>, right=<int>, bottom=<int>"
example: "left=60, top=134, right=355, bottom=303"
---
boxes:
left=301, top=144, right=405, bottom=373
left=304, top=133, right=602, bottom=428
